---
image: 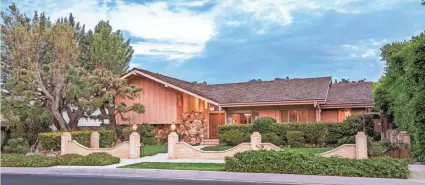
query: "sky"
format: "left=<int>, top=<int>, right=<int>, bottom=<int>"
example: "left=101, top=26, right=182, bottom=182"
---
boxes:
left=2, top=0, right=425, bottom=84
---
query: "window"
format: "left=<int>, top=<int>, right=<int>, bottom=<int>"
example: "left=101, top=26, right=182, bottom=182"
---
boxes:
left=286, top=109, right=308, bottom=123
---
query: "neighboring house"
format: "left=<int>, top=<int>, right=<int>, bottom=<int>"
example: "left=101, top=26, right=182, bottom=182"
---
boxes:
left=116, top=68, right=374, bottom=139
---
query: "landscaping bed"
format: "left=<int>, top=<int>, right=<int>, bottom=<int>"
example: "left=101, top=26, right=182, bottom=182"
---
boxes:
left=1, top=152, right=120, bottom=167
left=120, top=162, right=224, bottom=171
left=141, top=145, right=167, bottom=157
left=225, top=150, right=410, bottom=179
left=282, top=147, right=334, bottom=154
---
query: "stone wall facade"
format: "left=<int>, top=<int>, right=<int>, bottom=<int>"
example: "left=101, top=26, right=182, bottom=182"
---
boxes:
left=168, top=132, right=280, bottom=160
left=61, top=131, right=140, bottom=159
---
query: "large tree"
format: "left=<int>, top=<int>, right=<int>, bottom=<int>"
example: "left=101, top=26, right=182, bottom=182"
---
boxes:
left=1, top=5, right=79, bottom=130
left=2, top=4, right=144, bottom=139
left=374, top=31, right=425, bottom=162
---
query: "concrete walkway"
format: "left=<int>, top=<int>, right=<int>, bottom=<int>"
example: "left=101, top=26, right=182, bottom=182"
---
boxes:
left=2, top=167, right=422, bottom=185
left=409, top=164, right=425, bottom=183
left=51, top=153, right=224, bottom=169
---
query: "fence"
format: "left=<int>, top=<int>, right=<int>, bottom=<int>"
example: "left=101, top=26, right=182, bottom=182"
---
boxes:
left=61, top=131, right=140, bottom=159
left=168, top=132, right=280, bottom=160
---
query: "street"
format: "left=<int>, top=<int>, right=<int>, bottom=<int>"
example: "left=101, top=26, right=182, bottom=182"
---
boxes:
left=1, top=174, right=289, bottom=185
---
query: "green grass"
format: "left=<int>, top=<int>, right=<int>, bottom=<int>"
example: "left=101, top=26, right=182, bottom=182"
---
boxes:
left=120, top=162, right=225, bottom=171
left=282, top=147, right=334, bottom=154
left=201, top=145, right=233, bottom=151
left=141, top=145, right=168, bottom=157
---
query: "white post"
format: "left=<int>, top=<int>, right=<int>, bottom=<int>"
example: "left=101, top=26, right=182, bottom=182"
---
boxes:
left=90, top=132, right=100, bottom=148
left=355, top=132, right=368, bottom=159
left=128, top=132, right=140, bottom=159
left=61, top=132, right=72, bottom=155
left=250, top=132, right=262, bottom=150
left=168, top=131, right=178, bottom=159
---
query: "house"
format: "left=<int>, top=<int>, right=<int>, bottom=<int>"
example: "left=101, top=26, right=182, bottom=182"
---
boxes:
left=117, top=68, right=374, bottom=139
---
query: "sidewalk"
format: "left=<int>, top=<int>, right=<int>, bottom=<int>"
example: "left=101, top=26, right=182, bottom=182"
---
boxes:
left=2, top=167, right=422, bottom=185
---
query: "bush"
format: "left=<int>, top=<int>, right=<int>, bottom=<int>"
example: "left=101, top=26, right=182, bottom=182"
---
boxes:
left=219, top=115, right=374, bottom=147
left=218, top=124, right=252, bottom=146
left=76, top=152, right=120, bottom=166
left=137, top=123, right=157, bottom=145
left=286, top=131, right=305, bottom=147
left=38, top=130, right=114, bottom=151
left=54, top=154, right=85, bottom=165
left=224, top=150, right=410, bottom=179
left=1, top=154, right=56, bottom=167
left=252, top=117, right=276, bottom=133
left=262, top=132, right=284, bottom=146
left=3, top=138, right=29, bottom=154
left=1, top=152, right=120, bottom=167
left=219, top=129, right=250, bottom=146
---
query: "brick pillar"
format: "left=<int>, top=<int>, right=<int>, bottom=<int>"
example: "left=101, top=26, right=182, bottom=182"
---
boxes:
left=386, top=129, right=393, bottom=140
left=128, top=131, right=140, bottom=159
left=168, top=131, right=178, bottom=159
left=355, top=132, right=368, bottom=159
left=90, top=132, right=100, bottom=148
left=251, top=132, right=262, bottom=150
left=61, top=132, right=72, bottom=155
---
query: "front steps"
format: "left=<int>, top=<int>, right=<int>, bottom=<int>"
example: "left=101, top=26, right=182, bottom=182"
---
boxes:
left=201, top=139, right=220, bottom=146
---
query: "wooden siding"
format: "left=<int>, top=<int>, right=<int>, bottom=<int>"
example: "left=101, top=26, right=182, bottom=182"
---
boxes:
left=321, top=109, right=339, bottom=122
left=259, top=110, right=280, bottom=122
left=115, top=76, right=178, bottom=124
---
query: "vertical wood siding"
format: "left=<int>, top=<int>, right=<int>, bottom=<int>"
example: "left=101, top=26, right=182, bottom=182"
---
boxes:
left=115, top=76, right=178, bottom=124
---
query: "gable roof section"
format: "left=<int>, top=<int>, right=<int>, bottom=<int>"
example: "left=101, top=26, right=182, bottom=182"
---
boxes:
left=324, top=82, right=374, bottom=106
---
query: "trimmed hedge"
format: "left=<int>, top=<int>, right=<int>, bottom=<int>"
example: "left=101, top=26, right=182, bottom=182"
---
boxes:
left=224, top=150, right=410, bottom=179
left=219, top=116, right=377, bottom=147
left=1, top=152, right=120, bottom=167
left=286, top=131, right=305, bottom=147
left=38, top=130, right=114, bottom=151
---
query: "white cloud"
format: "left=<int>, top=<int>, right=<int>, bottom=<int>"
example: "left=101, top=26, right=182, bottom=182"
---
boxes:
left=129, top=63, right=142, bottom=69
left=342, top=39, right=384, bottom=59
left=46, top=0, right=216, bottom=62
left=360, top=49, right=377, bottom=58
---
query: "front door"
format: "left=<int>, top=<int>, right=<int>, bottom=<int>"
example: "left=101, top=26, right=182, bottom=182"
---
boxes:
left=209, top=113, right=225, bottom=139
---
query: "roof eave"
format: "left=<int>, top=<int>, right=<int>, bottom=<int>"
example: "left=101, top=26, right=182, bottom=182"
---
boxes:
left=320, top=103, right=374, bottom=109
left=220, top=100, right=326, bottom=107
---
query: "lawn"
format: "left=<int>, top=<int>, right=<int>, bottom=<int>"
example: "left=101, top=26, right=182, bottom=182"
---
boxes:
left=200, top=145, right=233, bottom=151
left=120, top=162, right=225, bottom=171
left=141, top=145, right=168, bottom=157
left=282, top=147, right=334, bottom=154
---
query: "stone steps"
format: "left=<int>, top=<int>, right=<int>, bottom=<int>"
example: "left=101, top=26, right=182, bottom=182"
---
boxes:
left=201, top=139, right=220, bottom=146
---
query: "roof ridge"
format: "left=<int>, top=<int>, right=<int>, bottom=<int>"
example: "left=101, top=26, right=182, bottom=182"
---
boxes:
left=206, top=76, right=332, bottom=86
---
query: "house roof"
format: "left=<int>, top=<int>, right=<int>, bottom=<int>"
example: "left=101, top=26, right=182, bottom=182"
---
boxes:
left=325, top=82, right=374, bottom=105
left=123, top=68, right=373, bottom=106
left=193, top=77, right=331, bottom=104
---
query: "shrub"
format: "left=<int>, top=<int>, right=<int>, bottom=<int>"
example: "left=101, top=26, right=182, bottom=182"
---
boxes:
left=54, top=154, right=84, bottom=165
left=1, top=154, right=56, bottom=167
left=262, top=132, right=284, bottom=146
left=1, top=152, right=120, bottom=167
left=219, top=129, right=250, bottom=146
left=218, top=124, right=252, bottom=146
left=38, top=130, right=114, bottom=151
left=3, top=138, right=29, bottom=154
left=224, top=150, right=410, bottom=179
left=138, top=123, right=157, bottom=145
left=252, top=117, right=276, bottom=133
left=286, top=131, right=305, bottom=147
left=76, top=152, right=120, bottom=166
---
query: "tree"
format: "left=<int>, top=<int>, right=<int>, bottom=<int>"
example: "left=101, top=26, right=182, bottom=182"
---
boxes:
left=1, top=4, right=79, bottom=130
left=374, top=31, right=425, bottom=162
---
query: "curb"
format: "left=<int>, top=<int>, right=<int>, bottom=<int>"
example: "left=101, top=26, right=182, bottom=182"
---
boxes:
left=1, top=167, right=422, bottom=185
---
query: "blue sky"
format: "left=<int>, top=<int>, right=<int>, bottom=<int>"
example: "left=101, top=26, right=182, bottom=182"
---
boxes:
left=3, top=0, right=425, bottom=84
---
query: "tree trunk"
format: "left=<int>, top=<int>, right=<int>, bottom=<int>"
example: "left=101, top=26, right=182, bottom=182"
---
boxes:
left=51, top=109, right=68, bottom=131
left=106, top=105, right=119, bottom=145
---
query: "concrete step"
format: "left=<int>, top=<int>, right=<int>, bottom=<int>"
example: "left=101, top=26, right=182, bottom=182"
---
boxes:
left=201, top=139, right=220, bottom=146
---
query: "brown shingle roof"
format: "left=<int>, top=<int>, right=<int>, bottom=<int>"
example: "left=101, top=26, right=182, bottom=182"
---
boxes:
left=194, top=77, right=331, bottom=104
left=127, top=68, right=373, bottom=105
left=325, top=82, right=374, bottom=105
